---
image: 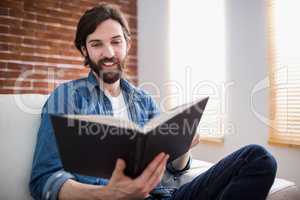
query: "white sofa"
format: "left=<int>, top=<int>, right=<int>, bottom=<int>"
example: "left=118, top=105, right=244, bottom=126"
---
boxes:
left=0, top=94, right=299, bottom=200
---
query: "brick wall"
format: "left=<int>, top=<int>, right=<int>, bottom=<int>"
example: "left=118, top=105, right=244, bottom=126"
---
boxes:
left=0, top=0, right=138, bottom=94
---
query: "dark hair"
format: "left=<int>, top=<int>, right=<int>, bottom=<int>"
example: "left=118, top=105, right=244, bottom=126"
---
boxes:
left=74, top=3, right=131, bottom=65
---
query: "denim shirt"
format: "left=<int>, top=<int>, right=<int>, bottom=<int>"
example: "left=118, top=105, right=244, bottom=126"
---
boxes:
left=29, top=71, right=189, bottom=200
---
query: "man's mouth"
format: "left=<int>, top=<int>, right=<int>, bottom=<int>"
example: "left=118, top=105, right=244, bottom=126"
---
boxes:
left=102, top=61, right=117, bottom=68
left=99, top=57, right=119, bottom=69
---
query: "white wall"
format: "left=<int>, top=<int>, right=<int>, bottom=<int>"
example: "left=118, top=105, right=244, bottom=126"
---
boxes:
left=137, top=0, right=170, bottom=104
left=138, top=0, right=300, bottom=186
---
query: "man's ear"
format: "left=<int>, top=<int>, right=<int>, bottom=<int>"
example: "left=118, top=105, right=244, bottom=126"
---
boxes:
left=81, top=46, right=87, bottom=57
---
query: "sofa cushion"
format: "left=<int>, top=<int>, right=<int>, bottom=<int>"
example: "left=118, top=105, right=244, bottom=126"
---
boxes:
left=268, top=178, right=300, bottom=200
left=0, top=94, right=299, bottom=200
left=0, top=94, right=48, bottom=200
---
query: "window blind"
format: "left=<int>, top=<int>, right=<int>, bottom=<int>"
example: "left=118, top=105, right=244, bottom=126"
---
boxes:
left=268, top=0, right=300, bottom=147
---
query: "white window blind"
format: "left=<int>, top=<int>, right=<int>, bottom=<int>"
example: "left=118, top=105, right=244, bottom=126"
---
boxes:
left=268, top=0, right=300, bottom=147
left=169, top=0, right=227, bottom=142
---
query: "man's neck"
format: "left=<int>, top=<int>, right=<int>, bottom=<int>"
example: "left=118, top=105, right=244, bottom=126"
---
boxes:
left=92, top=71, right=121, bottom=97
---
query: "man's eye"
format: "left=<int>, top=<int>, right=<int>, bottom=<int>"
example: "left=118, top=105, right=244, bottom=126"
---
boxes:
left=91, top=43, right=102, bottom=47
left=112, top=40, right=122, bottom=45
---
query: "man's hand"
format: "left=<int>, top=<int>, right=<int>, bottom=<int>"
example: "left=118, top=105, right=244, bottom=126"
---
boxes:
left=104, top=152, right=169, bottom=200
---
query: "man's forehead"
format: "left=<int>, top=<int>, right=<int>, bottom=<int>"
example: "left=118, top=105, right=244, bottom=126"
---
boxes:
left=86, top=19, right=124, bottom=42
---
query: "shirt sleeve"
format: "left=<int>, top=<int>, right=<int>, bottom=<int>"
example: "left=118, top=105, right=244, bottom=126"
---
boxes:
left=41, top=170, right=74, bottom=200
left=147, top=94, right=160, bottom=119
left=166, top=155, right=192, bottom=175
left=29, top=102, right=75, bottom=200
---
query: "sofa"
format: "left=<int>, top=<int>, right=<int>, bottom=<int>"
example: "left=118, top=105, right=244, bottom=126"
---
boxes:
left=0, top=94, right=299, bottom=200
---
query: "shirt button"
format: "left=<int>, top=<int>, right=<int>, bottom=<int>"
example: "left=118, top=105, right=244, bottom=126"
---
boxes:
left=45, top=191, right=51, bottom=199
left=56, top=172, right=62, bottom=178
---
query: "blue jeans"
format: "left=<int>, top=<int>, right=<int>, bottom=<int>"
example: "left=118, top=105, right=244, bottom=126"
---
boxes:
left=148, top=144, right=277, bottom=200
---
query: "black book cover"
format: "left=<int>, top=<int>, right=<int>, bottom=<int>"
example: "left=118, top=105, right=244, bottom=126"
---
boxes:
left=50, top=97, right=209, bottom=178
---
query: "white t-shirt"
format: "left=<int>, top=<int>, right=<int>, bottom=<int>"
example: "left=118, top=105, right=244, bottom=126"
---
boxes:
left=105, top=91, right=129, bottom=120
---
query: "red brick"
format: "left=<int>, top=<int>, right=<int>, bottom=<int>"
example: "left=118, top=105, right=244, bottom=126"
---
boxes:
left=22, top=20, right=47, bottom=31
left=34, top=1, right=61, bottom=10
left=57, top=49, right=81, bottom=57
left=28, top=5, right=81, bottom=21
left=45, top=25, right=74, bottom=35
left=7, top=62, right=34, bottom=70
left=35, top=31, right=73, bottom=41
left=0, top=62, right=7, bottom=69
left=49, top=42, right=75, bottom=50
left=0, top=7, right=9, bottom=16
left=1, top=52, right=56, bottom=64
left=0, top=43, right=9, bottom=51
left=34, top=47, right=80, bottom=58
left=30, top=0, right=82, bottom=19
left=32, top=81, right=54, bottom=88
left=23, top=1, right=37, bottom=12
left=128, top=16, right=137, bottom=29
left=23, top=12, right=36, bottom=21
left=9, top=8, right=24, bottom=18
left=16, top=54, right=45, bottom=62
left=124, top=67, right=137, bottom=76
left=28, top=73, right=49, bottom=80
left=0, top=0, right=24, bottom=10
left=23, top=38, right=50, bottom=47
left=0, top=52, right=21, bottom=60
left=8, top=44, right=34, bottom=54
left=0, top=88, right=51, bottom=94
left=60, top=3, right=87, bottom=15
left=0, top=79, right=31, bottom=87
left=55, top=72, right=87, bottom=80
left=0, top=25, right=9, bottom=33
left=129, top=42, right=137, bottom=55
left=9, top=27, right=36, bottom=37
left=0, top=16, right=22, bottom=27
left=0, top=0, right=138, bottom=94
left=120, top=4, right=136, bottom=16
left=33, top=64, right=56, bottom=71
left=127, top=56, right=137, bottom=63
left=36, top=15, right=76, bottom=27
left=78, top=0, right=96, bottom=8
left=46, top=57, right=83, bottom=65
left=0, top=70, right=21, bottom=78
left=34, top=47, right=57, bottom=55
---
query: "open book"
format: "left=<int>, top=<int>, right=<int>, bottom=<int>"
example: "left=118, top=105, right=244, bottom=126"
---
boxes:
left=50, top=97, right=209, bottom=178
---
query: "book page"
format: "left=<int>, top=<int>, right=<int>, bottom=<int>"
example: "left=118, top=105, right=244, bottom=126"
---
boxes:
left=143, top=98, right=205, bottom=133
left=64, top=114, right=142, bottom=132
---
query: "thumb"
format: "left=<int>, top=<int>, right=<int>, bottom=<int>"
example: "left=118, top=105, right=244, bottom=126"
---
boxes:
left=112, top=158, right=126, bottom=177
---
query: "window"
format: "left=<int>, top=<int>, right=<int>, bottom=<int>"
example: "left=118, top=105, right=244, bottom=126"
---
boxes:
left=169, top=0, right=229, bottom=142
left=268, top=0, right=300, bottom=147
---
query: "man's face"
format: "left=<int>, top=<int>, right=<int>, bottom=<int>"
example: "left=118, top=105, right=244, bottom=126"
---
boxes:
left=83, top=19, right=129, bottom=84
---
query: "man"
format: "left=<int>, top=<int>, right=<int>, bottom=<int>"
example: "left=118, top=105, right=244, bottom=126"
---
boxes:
left=30, top=3, right=277, bottom=200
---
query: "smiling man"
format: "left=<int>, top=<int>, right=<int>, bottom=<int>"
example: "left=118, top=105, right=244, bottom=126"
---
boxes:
left=29, top=3, right=277, bottom=200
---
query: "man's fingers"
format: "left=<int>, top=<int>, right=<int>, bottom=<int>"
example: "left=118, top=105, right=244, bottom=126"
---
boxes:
left=137, top=152, right=166, bottom=182
left=145, top=154, right=169, bottom=190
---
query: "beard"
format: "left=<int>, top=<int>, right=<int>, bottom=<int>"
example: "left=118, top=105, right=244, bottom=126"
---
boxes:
left=86, top=55, right=125, bottom=84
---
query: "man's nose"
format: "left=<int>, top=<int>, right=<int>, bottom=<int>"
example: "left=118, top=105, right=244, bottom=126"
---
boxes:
left=102, top=45, right=115, bottom=58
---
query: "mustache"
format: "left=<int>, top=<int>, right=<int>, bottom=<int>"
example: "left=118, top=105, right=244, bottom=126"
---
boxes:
left=98, top=57, right=119, bottom=66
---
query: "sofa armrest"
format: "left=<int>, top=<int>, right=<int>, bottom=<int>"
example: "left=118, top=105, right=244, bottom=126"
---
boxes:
left=162, top=159, right=213, bottom=188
